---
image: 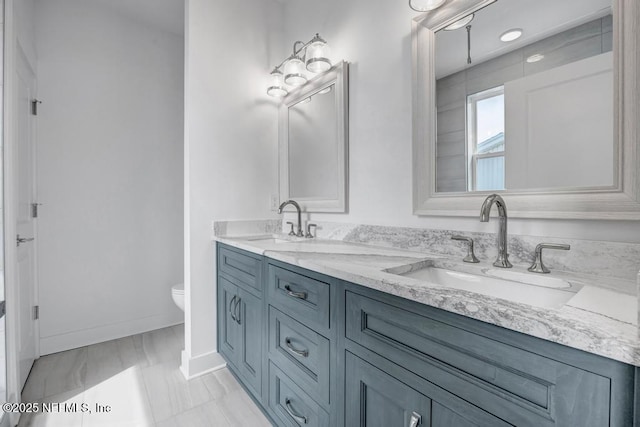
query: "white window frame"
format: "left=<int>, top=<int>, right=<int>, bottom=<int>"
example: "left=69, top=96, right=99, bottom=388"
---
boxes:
left=466, top=85, right=505, bottom=191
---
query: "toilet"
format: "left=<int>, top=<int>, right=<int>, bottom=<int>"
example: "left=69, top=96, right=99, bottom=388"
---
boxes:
left=171, top=283, right=185, bottom=311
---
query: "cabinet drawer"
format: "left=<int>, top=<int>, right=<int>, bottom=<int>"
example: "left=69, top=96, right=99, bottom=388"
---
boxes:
left=345, top=352, right=509, bottom=427
left=267, top=264, right=330, bottom=333
left=217, top=245, right=262, bottom=293
left=346, top=291, right=611, bottom=427
left=269, top=307, right=330, bottom=406
left=268, top=362, right=330, bottom=427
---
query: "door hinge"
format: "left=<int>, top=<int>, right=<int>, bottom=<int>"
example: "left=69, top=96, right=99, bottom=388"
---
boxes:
left=31, top=203, right=42, bottom=218
left=31, top=99, right=42, bottom=116
left=33, top=305, right=39, bottom=320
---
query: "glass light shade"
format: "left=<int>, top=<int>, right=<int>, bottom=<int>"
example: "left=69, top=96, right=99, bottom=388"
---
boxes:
left=267, top=70, right=288, bottom=97
left=409, top=0, right=446, bottom=12
left=284, top=57, right=307, bottom=86
left=306, top=41, right=331, bottom=73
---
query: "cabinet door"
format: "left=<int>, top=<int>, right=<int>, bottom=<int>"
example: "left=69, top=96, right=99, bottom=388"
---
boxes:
left=346, top=353, right=431, bottom=427
left=218, top=277, right=239, bottom=365
left=237, top=288, right=262, bottom=397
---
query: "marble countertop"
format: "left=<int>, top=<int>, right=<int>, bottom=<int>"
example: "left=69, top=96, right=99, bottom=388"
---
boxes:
left=215, top=234, right=640, bottom=367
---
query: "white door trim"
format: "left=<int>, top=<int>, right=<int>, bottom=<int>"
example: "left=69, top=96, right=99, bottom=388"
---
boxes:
left=3, top=1, right=21, bottom=422
left=4, top=1, right=40, bottom=423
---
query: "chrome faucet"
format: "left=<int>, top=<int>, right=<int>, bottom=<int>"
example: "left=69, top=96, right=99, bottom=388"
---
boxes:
left=480, top=194, right=512, bottom=268
left=278, top=200, right=304, bottom=237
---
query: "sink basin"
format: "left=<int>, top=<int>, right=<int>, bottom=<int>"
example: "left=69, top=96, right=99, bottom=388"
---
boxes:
left=398, top=266, right=578, bottom=309
left=244, top=234, right=307, bottom=244
left=484, top=269, right=572, bottom=289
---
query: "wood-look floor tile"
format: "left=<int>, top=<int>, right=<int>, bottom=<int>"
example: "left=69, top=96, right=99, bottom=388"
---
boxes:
left=19, top=325, right=268, bottom=427
left=201, top=368, right=240, bottom=401
left=83, top=366, right=154, bottom=427
left=139, top=328, right=182, bottom=367
left=156, top=400, right=232, bottom=427
left=38, top=347, right=88, bottom=399
left=141, top=361, right=212, bottom=423
left=18, top=387, right=85, bottom=427
left=217, top=389, right=271, bottom=427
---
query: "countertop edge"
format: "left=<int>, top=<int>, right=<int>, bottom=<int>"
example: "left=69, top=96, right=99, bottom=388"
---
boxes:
left=214, top=236, right=640, bottom=367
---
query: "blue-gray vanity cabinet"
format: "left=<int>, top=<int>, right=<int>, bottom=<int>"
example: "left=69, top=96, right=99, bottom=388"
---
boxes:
left=216, top=245, right=264, bottom=401
left=267, top=263, right=331, bottom=336
left=345, top=351, right=511, bottom=427
left=218, top=276, right=240, bottom=364
left=265, top=259, right=337, bottom=425
left=268, top=306, right=331, bottom=406
left=268, top=361, right=330, bottom=427
left=344, top=284, right=634, bottom=427
left=215, top=243, right=637, bottom=427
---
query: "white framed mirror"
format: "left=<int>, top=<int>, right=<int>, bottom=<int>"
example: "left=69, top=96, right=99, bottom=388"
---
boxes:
left=412, top=0, right=640, bottom=219
left=279, top=61, right=349, bottom=212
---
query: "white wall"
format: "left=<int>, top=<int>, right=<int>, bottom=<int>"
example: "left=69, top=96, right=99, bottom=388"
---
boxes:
left=183, top=0, right=281, bottom=375
left=281, top=0, right=640, bottom=244
left=35, top=0, right=185, bottom=354
left=14, top=0, right=35, bottom=67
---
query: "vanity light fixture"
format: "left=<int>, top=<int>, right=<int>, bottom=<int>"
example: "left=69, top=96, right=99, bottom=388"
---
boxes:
left=499, top=28, right=523, bottom=42
left=267, top=33, right=332, bottom=97
left=526, top=53, right=545, bottom=63
left=267, top=68, right=288, bottom=97
left=283, top=57, right=307, bottom=86
left=444, top=13, right=474, bottom=31
left=409, top=0, right=446, bottom=12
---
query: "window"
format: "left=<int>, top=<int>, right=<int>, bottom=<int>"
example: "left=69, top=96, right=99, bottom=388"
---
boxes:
left=467, top=86, right=505, bottom=191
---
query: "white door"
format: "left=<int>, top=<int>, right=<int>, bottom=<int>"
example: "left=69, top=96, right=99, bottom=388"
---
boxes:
left=15, top=47, right=37, bottom=391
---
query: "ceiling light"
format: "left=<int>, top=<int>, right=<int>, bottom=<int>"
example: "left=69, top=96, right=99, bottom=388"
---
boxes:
left=444, top=13, right=474, bottom=31
left=500, top=28, right=523, bottom=42
left=526, top=53, right=545, bottom=63
left=409, top=0, right=446, bottom=12
left=318, top=86, right=332, bottom=95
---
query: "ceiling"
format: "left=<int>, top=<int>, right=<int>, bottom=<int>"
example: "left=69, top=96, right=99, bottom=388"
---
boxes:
left=435, top=0, right=611, bottom=78
left=91, top=0, right=184, bottom=36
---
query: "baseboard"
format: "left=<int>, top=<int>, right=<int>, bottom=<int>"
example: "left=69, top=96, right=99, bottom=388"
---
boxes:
left=180, top=349, right=226, bottom=380
left=39, top=312, right=184, bottom=355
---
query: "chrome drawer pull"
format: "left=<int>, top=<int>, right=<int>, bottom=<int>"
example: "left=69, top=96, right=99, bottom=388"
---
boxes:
left=409, top=411, right=422, bottom=427
left=285, top=338, right=309, bottom=357
left=284, top=285, right=307, bottom=300
left=284, top=398, right=308, bottom=424
left=229, top=295, right=237, bottom=322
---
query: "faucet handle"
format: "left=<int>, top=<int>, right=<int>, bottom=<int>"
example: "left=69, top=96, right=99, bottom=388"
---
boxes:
left=305, top=223, right=317, bottom=239
left=286, top=221, right=295, bottom=236
left=451, top=235, right=480, bottom=263
left=528, top=243, right=570, bottom=274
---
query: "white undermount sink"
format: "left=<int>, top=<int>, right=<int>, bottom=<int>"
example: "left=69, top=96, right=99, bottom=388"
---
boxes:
left=244, top=234, right=307, bottom=244
left=398, top=266, right=579, bottom=309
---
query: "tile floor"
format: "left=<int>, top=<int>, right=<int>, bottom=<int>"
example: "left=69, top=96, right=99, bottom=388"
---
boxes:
left=18, top=324, right=272, bottom=426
